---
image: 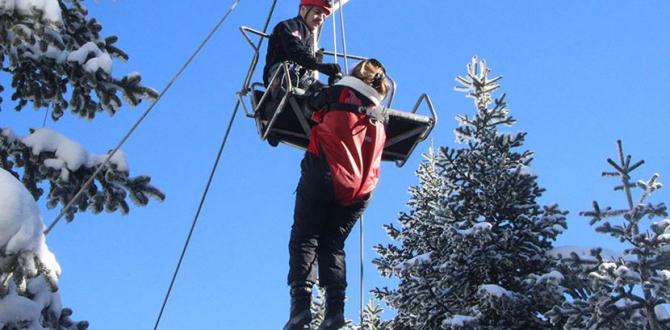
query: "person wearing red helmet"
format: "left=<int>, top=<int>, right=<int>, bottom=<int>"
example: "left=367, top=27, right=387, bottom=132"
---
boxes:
left=263, top=0, right=341, bottom=88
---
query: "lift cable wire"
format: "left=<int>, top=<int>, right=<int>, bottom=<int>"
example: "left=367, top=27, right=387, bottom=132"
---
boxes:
left=331, top=1, right=363, bottom=322
left=153, top=98, right=238, bottom=330
left=153, top=1, right=280, bottom=329
left=330, top=1, right=363, bottom=322
left=41, top=108, right=49, bottom=128
left=331, top=8, right=338, bottom=66
left=337, top=0, right=350, bottom=73
left=43, top=0, right=241, bottom=236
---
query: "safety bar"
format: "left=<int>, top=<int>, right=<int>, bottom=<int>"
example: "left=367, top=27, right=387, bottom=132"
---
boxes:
left=240, top=26, right=369, bottom=62
left=260, top=64, right=296, bottom=141
left=392, top=93, right=438, bottom=167
left=236, top=0, right=276, bottom=98
left=322, top=50, right=366, bottom=61
left=385, top=73, right=398, bottom=111
left=240, top=26, right=269, bottom=44
left=239, top=26, right=268, bottom=95
left=410, top=93, right=437, bottom=141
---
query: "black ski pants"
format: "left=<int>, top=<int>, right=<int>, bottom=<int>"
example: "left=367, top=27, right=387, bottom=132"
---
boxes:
left=288, top=152, right=369, bottom=290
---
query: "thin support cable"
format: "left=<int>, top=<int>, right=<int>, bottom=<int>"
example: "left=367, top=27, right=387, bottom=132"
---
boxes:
left=331, top=8, right=338, bottom=66
left=153, top=101, right=241, bottom=330
left=41, top=109, right=49, bottom=127
left=154, top=1, right=277, bottom=327
left=338, top=0, right=349, bottom=73
left=335, top=0, right=359, bottom=320
left=43, top=0, right=241, bottom=236
left=360, top=214, right=364, bottom=325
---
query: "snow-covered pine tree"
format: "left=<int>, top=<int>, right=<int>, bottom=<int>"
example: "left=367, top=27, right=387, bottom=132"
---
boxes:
left=355, top=301, right=393, bottom=330
left=0, top=0, right=163, bottom=220
left=373, top=56, right=568, bottom=329
left=1, top=0, right=163, bottom=328
left=308, top=284, right=393, bottom=330
left=547, top=141, right=670, bottom=329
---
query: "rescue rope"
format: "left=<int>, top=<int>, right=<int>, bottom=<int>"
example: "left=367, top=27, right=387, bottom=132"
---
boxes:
left=43, top=0, right=240, bottom=236
left=331, top=7, right=338, bottom=66
left=337, top=0, right=350, bottom=73
left=360, top=213, right=365, bottom=325
left=332, top=0, right=362, bottom=322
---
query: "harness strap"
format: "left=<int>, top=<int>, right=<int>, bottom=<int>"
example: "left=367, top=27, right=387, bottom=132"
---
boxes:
left=325, top=102, right=366, bottom=114
left=324, top=102, right=388, bottom=123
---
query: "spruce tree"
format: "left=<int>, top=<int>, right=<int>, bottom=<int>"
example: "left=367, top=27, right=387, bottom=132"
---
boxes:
left=308, top=284, right=393, bottom=329
left=374, top=57, right=568, bottom=329
left=547, top=141, right=670, bottom=329
left=1, top=1, right=163, bottom=328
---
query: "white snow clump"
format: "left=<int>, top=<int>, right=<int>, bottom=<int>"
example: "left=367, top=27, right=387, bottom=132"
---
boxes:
left=21, top=128, right=129, bottom=181
left=67, top=42, right=113, bottom=74
left=0, top=0, right=63, bottom=22
left=0, top=168, right=63, bottom=329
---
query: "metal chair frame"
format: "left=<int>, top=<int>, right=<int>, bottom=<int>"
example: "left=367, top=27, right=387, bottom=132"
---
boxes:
left=236, top=22, right=438, bottom=167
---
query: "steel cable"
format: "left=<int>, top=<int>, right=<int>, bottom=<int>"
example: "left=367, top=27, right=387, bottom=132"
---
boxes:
left=153, top=1, right=278, bottom=328
left=44, top=0, right=241, bottom=236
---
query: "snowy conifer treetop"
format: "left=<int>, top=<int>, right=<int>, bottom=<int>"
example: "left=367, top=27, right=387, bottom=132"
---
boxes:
left=547, top=142, right=670, bottom=329
left=374, top=57, right=569, bottom=329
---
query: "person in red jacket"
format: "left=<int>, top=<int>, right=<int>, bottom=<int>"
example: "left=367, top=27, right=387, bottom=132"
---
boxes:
left=284, top=59, right=390, bottom=330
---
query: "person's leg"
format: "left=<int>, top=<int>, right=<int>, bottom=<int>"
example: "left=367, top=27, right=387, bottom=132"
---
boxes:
left=316, top=197, right=370, bottom=330
left=284, top=153, right=333, bottom=330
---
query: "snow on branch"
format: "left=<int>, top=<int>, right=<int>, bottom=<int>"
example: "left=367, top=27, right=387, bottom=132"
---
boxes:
left=0, top=127, right=164, bottom=222
left=0, top=168, right=87, bottom=329
left=0, top=0, right=158, bottom=120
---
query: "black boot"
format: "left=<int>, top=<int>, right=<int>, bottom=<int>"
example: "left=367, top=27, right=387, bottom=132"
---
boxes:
left=317, top=287, right=345, bottom=330
left=283, top=284, right=313, bottom=330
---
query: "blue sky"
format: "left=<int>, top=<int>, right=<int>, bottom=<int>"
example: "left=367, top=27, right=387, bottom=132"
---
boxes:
left=3, top=0, right=670, bottom=329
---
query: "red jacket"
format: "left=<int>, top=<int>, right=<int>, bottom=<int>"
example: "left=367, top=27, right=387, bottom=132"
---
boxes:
left=307, top=76, right=386, bottom=205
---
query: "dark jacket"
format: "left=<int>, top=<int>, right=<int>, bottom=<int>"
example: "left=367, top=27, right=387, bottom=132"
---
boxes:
left=263, top=16, right=319, bottom=86
left=306, top=76, right=386, bottom=205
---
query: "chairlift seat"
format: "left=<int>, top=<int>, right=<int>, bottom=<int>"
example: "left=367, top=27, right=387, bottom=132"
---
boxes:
left=383, top=109, right=433, bottom=165
left=252, top=86, right=312, bottom=149
left=251, top=84, right=435, bottom=166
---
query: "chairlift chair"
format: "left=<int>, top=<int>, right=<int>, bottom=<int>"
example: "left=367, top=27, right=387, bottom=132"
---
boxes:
left=237, top=22, right=437, bottom=168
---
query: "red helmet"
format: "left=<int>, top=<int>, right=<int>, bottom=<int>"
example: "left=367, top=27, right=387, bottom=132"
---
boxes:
left=300, top=0, right=332, bottom=15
